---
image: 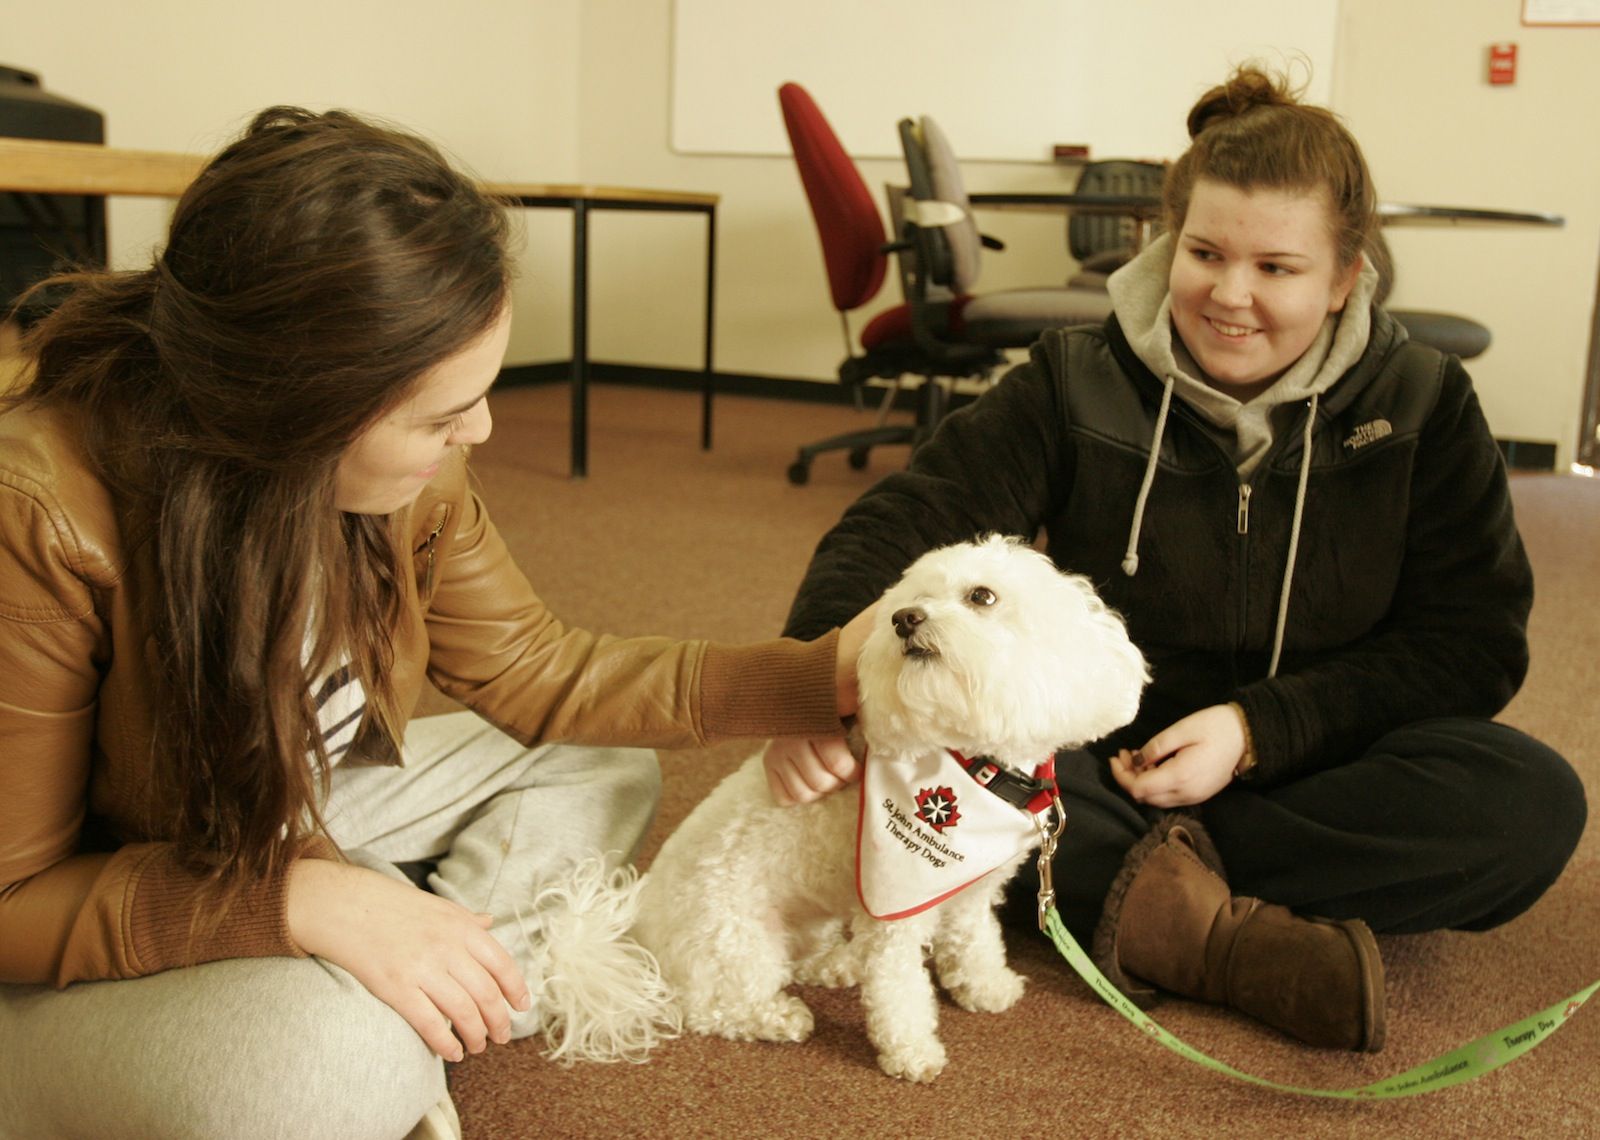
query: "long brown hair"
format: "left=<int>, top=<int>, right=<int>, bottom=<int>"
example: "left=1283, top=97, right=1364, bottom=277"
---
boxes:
left=14, top=107, right=510, bottom=906
left=1162, top=65, right=1376, bottom=269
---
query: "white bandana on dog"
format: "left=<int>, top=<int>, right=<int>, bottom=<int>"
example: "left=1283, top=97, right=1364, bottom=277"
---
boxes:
left=856, top=749, right=1057, bottom=921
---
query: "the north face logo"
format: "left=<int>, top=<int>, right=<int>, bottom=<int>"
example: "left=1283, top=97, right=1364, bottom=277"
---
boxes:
left=915, top=786, right=961, bottom=831
left=1343, top=419, right=1393, bottom=451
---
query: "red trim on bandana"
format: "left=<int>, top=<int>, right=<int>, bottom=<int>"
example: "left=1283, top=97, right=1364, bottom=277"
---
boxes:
left=854, top=750, right=1059, bottom=922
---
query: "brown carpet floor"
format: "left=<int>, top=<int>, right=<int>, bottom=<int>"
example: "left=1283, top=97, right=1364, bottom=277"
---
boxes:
left=432, top=381, right=1599, bottom=1138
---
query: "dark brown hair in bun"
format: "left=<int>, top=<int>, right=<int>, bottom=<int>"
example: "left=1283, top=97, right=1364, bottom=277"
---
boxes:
left=1162, top=64, right=1376, bottom=268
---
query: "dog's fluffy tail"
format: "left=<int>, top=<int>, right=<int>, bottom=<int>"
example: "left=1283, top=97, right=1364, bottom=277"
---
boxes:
left=514, top=854, right=680, bottom=1064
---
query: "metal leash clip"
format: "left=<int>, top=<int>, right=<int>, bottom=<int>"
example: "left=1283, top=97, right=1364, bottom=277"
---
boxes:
left=1033, top=794, right=1067, bottom=931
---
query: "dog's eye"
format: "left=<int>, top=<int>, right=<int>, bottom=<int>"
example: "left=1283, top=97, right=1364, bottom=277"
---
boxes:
left=967, top=586, right=997, bottom=607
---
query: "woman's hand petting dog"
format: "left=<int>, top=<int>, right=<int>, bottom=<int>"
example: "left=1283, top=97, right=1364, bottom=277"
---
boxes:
left=762, top=735, right=860, bottom=805
left=286, top=858, right=531, bottom=1062
left=1109, top=703, right=1247, bottom=808
left=765, top=600, right=880, bottom=806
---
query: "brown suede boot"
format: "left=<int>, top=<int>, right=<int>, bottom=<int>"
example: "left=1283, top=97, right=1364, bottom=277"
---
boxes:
left=1092, top=815, right=1386, bottom=1052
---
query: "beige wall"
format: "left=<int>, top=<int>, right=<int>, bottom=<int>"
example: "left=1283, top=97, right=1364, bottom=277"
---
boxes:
left=6, top=0, right=583, bottom=364
left=1331, top=0, right=1600, bottom=465
left=573, top=0, right=1092, bottom=380
left=8, top=1, right=1597, bottom=463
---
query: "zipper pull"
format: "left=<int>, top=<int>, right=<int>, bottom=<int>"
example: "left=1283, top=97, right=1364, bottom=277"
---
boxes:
left=423, top=516, right=446, bottom=596
left=1237, top=485, right=1252, bottom=535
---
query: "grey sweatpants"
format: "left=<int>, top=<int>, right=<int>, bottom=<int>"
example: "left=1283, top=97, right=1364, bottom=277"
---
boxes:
left=0, top=712, right=661, bottom=1140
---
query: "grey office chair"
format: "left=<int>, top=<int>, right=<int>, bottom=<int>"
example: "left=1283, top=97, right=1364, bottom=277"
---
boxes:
left=1064, top=159, right=1167, bottom=291
left=894, top=115, right=1113, bottom=357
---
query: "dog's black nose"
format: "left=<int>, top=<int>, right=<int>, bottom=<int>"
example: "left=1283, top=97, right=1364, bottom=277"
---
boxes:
left=892, top=607, right=925, bottom=639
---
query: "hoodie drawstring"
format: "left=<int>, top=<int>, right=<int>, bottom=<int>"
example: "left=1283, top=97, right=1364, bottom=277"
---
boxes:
left=1121, top=382, right=1318, bottom=678
left=1267, top=392, right=1318, bottom=677
left=1121, top=374, right=1175, bottom=577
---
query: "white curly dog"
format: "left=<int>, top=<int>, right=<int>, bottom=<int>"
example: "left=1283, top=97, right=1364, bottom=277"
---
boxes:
left=619, top=535, right=1149, bottom=1081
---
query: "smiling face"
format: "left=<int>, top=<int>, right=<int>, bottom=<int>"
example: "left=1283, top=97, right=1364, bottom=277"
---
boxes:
left=1168, top=179, right=1361, bottom=401
left=334, top=304, right=511, bottom=514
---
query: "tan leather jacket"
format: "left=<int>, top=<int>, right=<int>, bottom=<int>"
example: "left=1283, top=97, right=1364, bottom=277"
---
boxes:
left=0, top=403, right=842, bottom=986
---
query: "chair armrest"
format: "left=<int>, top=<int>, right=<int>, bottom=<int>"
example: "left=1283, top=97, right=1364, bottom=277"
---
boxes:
left=902, top=198, right=966, bottom=228
left=1079, top=247, right=1132, bottom=274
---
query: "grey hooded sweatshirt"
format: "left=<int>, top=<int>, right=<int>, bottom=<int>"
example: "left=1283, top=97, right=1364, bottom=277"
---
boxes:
left=1107, top=232, right=1381, bottom=480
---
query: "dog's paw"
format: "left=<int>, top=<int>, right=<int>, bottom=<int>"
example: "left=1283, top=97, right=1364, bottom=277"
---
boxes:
left=877, top=1039, right=948, bottom=1083
left=689, top=993, right=815, bottom=1044
left=948, top=966, right=1027, bottom=1014
left=753, top=994, right=816, bottom=1043
left=793, top=940, right=860, bottom=988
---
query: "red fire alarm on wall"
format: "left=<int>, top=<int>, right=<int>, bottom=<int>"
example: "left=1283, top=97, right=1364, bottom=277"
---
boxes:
left=1489, top=43, right=1518, bottom=85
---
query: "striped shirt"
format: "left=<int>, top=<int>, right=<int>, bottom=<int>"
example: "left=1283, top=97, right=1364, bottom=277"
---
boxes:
left=312, top=661, right=367, bottom=765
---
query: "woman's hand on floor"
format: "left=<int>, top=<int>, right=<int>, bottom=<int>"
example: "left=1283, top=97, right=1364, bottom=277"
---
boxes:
left=286, top=858, right=530, bottom=1061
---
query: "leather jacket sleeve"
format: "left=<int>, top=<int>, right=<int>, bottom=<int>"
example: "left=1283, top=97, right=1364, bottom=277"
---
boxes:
left=414, top=459, right=843, bottom=747
left=0, top=443, right=330, bottom=985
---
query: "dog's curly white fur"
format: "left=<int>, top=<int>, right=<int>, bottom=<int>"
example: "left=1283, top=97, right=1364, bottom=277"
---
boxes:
left=511, top=854, right=680, bottom=1064
left=622, top=535, right=1149, bottom=1081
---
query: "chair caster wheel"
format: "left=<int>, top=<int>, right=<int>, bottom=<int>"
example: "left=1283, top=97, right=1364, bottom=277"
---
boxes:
left=848, top=447, right=870, bottom=470
left=787, top=460, right=811, bottom=485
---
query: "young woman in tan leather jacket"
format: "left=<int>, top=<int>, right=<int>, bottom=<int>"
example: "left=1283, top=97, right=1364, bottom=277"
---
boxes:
left=0, top=108, right=870, bottom=1140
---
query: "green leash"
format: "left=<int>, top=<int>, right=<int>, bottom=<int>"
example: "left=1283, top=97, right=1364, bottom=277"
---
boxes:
left=1030, top=806, right=1598, bottom=1099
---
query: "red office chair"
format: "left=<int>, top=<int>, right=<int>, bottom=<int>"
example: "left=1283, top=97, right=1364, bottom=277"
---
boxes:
left=778, top=82, right=1002, bottom=485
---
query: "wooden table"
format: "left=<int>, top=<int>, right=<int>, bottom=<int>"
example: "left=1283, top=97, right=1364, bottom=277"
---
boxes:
left=0, top=137, right=719, bottom=478
left=1376, top=202, right=1565, bottom=229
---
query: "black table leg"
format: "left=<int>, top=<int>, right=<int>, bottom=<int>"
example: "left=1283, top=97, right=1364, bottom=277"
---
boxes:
left=701, top=205, right=717, bottom=451
left=571, top=199, right=589, bottom=478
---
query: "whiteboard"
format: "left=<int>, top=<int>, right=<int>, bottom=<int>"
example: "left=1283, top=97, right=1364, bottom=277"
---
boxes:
left=671, top=0, right=1339, bottom=162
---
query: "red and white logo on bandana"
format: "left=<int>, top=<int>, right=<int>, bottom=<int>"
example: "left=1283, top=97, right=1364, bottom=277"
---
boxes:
left=856, top=748, right=1055, bottom=921
left=915, top=786, right=960, bottom=831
